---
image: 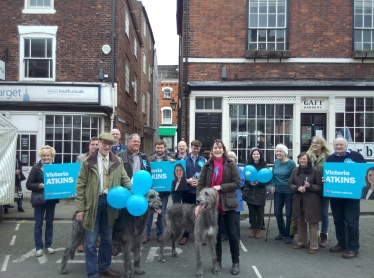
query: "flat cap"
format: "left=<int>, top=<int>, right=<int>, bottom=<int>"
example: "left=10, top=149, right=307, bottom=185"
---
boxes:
left=98, top=132, right=116, bottom=143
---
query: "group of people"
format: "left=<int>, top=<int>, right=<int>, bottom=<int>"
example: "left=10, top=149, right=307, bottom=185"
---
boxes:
left=22, top=130, right=366, bottom=278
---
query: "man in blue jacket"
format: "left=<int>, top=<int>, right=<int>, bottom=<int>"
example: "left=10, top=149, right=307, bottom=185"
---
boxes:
left=179, top=140, right=207, bottom=245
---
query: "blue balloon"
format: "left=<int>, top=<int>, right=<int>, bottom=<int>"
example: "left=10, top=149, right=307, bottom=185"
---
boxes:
left=132, top=170, right=153, bottom=195
left=127, top=194, right=148, bottom=216
left=107, top=186, right=132, bottom=209
left=257, top=168, right=273, bottom=183
left=243, top=165, right=258, bottom=182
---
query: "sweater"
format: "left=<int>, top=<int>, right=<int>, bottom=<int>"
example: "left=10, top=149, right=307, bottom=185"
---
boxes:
left=272, top=159, right=296, bottom=193
left=184, top=153, right=207, bottom=194
left=326, top=150, right=366, bottom=163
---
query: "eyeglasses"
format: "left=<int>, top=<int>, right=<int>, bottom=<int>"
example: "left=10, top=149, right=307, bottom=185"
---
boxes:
left=311, top=142, right=321, bottom=145
left=101, top=141, right=113, bottom=146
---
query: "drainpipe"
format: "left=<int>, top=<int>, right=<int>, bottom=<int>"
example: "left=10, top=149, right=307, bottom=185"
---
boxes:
left=184, top=0, right=189, bottom=142
left=110, top=0, right=116, bottom=130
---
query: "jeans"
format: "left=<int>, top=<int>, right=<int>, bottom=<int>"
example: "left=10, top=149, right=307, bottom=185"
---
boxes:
left=34, top=201, right=56, bottom=251
left=217, top=210, right=240, bottom=264
left=273, top=192, right=293, bottom=237
left=146, top=194, right=169, bottom=237
left=330, top=197, right=360, bottom=252
left=85, top=197, right=113, bottom=278
left=220, top=211, right=240, bottom=240
left=319, top=196, right=330, bottom=234
left=181, top=192, right=196, bottom=238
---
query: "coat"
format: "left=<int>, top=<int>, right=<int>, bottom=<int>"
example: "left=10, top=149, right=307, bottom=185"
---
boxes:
left=242, top=162, right=269, bottom=206
left=117, top=149, right=151, bottom=179
left=26, top=161, right=60, bottom=205
left=75, top=149, right=131, bottom=232
left=197, top=157, right=240, bottom=211
left=288, top=166, right=322, bottom=223
left=361, top=186, right=374, bottom=200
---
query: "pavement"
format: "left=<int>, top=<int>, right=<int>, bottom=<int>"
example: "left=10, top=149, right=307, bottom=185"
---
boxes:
left=1, top=196, right=374, bottom=221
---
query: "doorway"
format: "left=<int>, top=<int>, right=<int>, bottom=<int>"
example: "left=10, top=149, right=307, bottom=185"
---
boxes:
left=300, top=113, right=326, bottom=153
left=195, top=113, right=222, bottom=157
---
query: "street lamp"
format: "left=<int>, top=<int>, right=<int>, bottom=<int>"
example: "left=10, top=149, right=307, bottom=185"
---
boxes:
left=170, top=97, right=177, bottom=110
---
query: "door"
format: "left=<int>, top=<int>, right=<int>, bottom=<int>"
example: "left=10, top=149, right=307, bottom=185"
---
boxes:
left=195, top=113, right=222, bottom=157
left=300, top=113, right=326, bottom=153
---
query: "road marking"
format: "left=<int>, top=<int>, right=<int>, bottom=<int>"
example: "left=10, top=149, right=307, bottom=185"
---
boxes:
left=252, top=266, right=262, bottom=278
left=15, top=224, right=20, bottom=231
left=1, top=255, right=10, bottom=271
left=13, top=248, right=65, bottom=263
left=10, top=236, right=16, bottom=246
left=239, top=240, right=248, bottom=252
left=146, top=247, right=183, bottom=263
left=38, top=255, right=47, bottom=264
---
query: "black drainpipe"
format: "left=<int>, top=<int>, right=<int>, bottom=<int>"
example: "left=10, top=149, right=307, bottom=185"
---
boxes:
left=184, top=0, right=189, bottom=142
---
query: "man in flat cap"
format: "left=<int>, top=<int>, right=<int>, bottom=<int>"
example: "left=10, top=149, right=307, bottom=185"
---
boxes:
left=75, top=132, right=131, bottom=278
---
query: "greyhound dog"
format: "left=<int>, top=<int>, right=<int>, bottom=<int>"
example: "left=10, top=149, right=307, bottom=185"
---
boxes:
left=59, top=189, right=162, bottom=278
left=158, top=188, right=219, bottom=278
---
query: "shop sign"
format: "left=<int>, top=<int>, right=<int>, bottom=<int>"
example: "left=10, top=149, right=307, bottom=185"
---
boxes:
left=0, top=84, right=100, bottom=104
left=350, top=143, right=374, bottom=159
left=300, top=98, right=328, bottom=111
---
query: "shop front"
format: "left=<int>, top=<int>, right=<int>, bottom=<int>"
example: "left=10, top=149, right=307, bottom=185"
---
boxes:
left=159, top=126, right=177, bottom=153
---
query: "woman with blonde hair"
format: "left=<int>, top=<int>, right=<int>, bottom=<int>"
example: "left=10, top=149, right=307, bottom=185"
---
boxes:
left=26, top=145, right=59, bottom=257
left=307, top=136, right=331, bottom=247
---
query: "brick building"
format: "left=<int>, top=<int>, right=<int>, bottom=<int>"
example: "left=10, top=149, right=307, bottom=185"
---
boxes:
left=0, top=0, right=157, bottom=179
left=177, top=0, right=374, bottom=163
left=158, top=65, right=179, bottom=152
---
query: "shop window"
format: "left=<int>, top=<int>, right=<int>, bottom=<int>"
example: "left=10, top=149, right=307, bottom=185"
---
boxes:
left=45, top=115, right=102, bottom=163
left=335, top=98, right=374, bottom=143
left=354, top=0, right=374, bottom=50
left=230, top=104, right=293, bottom=164
left=247, top=0, right=287, bottom=50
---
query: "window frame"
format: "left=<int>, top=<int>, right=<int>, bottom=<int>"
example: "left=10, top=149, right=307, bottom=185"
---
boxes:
left=18, top=26, right=57, bottom=81
left=125, top=63, right=130, bottom=94
left=353, top=0, right=374, bottom=51
left=23, top=0, right=56, bottom=14
left=133, top=79, right=137, bottom=103
left=134, top=38, right=138, bottom=58
left=125, top=10, right=130, bottom=37
left=163, top=87, right=172, bottom=99
left=143, top=53, right=147, bottom=74
left=142, top=92, right=146, bottom=114
left=246, top=0, right=289, bottom=51
left=161, top=107, right=172, bottom=125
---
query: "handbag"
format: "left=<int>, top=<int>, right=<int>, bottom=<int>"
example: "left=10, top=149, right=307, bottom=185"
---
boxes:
left=31, top=191, right=46, bottom=207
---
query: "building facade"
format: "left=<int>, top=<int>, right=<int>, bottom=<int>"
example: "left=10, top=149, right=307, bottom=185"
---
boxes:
left=0, top=0, right=157, bottom=189
left=177, top=0, right=374, bottom=163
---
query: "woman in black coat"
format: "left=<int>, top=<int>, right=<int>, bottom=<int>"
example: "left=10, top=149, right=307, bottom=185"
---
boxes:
left=26, top=145, right=59, bottom=257
left=361, top=167, right=374, bottom=200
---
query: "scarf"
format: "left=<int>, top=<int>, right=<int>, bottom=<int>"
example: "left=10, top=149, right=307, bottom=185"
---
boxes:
left=212, top=156, right=224, bottom=215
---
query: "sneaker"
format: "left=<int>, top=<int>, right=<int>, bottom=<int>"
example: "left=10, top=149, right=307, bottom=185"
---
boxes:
left=35, top=249, right=43, bottom=257
left=46, top=247, right=55, bottom=254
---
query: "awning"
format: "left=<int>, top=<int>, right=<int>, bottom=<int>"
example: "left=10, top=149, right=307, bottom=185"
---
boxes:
left=159, top=126, right=176, bottom=136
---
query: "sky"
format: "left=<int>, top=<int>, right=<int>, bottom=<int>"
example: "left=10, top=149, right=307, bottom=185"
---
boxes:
left=141, top=0, right=179, bottom=65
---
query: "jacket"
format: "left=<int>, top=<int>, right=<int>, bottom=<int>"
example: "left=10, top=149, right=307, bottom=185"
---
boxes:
left=185, top=153, right=207, bottom=194
left=197, top=157, right=240, bottom=211
left=148, top=153, right=173, bottom=198
left=26, top=160, right=60, bottom=205
left=117, top=149, right=152, bottom=179
left=236, top=165, right=245, bottom=212
left=242, top=162, right=269, bottom=206
left=75, top=149, right=131, bottom=232
left=361, top=186, right=374, bottom=200
left=288, top=165, right=322, bottom=223
left=15, top=157, right=26, bottom=187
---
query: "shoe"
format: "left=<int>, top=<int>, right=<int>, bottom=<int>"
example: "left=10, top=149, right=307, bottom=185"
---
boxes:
left=112, top=244, right=121, bottom=256
left=35, top=249, right=43, bottom=257
left=179, top=237, right=188, bottom=245
left=249, top=229, right=256, bottom=238
left=142, top=237, right=149, bottom=244
left=77, top=244, right=84, bottom=252
left=99, top=268, right=120, bottom=277
left=221, top=237, right=227, bottom=241
left=342, top=250, right=359, bottom=259
left=46, top=247, right=55, bottom=254
left=4, top=209, right=8, bottom=214
left=284, top=236, right=293, bottom=244
left=309, top=249, right=318, bottom=254
left=158, top=236, right=163, bottom=243
left=231, top=263, right=240, bottom=275
left=18, top=207, right=25, bottom=212
left=319, top=232, right=327, bottom=248
left=8, top=205, right=15, bottom=208
left=329, top=245, right=346, bottom=253
left=261, top=224, right=266, bottom=230
left=274, top=234, right=284, bottom=240
left=96, top=240, right=100, bottom=248
left=293, top=244, right=306, bottom=249
left=255, top=229, right=262, bottom=239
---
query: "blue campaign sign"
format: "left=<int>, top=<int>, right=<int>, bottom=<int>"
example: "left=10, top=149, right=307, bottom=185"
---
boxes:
left=43, top=163, right=81, bottom=199
left=323, top=163, right=374, bottom=200
left=150, top=160, right=187, bottom=192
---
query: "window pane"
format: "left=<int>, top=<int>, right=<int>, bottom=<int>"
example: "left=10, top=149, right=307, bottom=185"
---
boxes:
left=249, top=14, right=258, bottom=27
left=354, top=42, right=363, bottom=50
left=258, top=30, right=266, bottom=41
left=82, top=116, right=90, bottom=128
left=335, top=113, right=344, bottom=126
left=24, top=39, right=30, bottom=57
left=259, top=14, right=267, bottom=27
left=284, top=105, right=293, bottom=118
left=364, top=15, right=372, bottom=28
left=230, top=105, right=238, bottom=117
left=366, top=113, right=374, bottom=127
left=214, top=98, right=222, bottom=109
left=266, top=104, right=274, bottom=117
left=257, top=119, right=265, bottom=133
left=276, top=30, right=285, bottom=41
left=355, top=14, right=363, bottom=28
left=346, top=113, right=354, bottom=126
left=268, top=14, right=276, bottom=27
left=28, top=59, right=50, bottom=78
left=268, top=1, right=276, bottom=13
left=64, top=141, right=72, bottom=153
left=366, top=98, right=374, bottom=111
left=366, top=128, right=374, bottom=141
left=46, top=128, right=54, bottom=140
left=64, top=128, right=72, bottom=140
left=355, top=30, right=362, bottom=42
left=47, top=39, right=52, bottom=57
left=363, top=42, right=371, bottom=50
left=364, top=1, right=372, bottom=14
left=73, top=116, right=81, bottom=128
left=259, top=2, right=267, bottom=13
left=196, top=98, right=204, bottom=109
left=277, top=1, right=285, bottom=13
left=275, top=120, right=284, bottom=133
left=356, top=112, right=365, bottom=127
left=205, top=98, right=212, bottom=109
left=275, top=105, right=284, bottom=118
left=249, top=30, right=257, bottom=42
left=31, top=39, right=46, bottom=57
left=268, top=30, right=276, bottom=42
left=54, top=141, right=62, bottom=153
left=355, top=2, right=363, bottom=13
left=257, top=104, right=265, bottom=118
left=249, top=2, right=258, bottom=13
left=73, top=129, right=81, bottom=140
left=91, top=117, right=98, bottom=128
left=363, top=30, right=371, bottom=42
left=356, top=98, right=365, bottom=111
left=277, top=14, right=285, bottom=27
left=82, top=129, right=90, bottom=141
left=238, top=105, right=246, bottom=118
left=346, top=98, right=354, bottom=112
left=55, top=128, right=63, bottom=140
left=248, top=105, right=256, bottom=118
left=266, top=119, right=274, bottom=133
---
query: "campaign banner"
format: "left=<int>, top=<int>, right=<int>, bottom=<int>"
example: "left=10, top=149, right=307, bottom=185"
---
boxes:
left=43, top=163, right=81, bottom=199
left=150, top=160, right=187, bottom=192
left=323, top=163, right=374, bottom=200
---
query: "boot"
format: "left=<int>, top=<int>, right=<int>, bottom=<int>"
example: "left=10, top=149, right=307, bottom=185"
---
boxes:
left=319, top=233, right=328, bottom=247
left=249, top=229, right=256, bottom=238
left=231, top=263, right=240, bottom=275
left=255, top=229, right=262, bottom=239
